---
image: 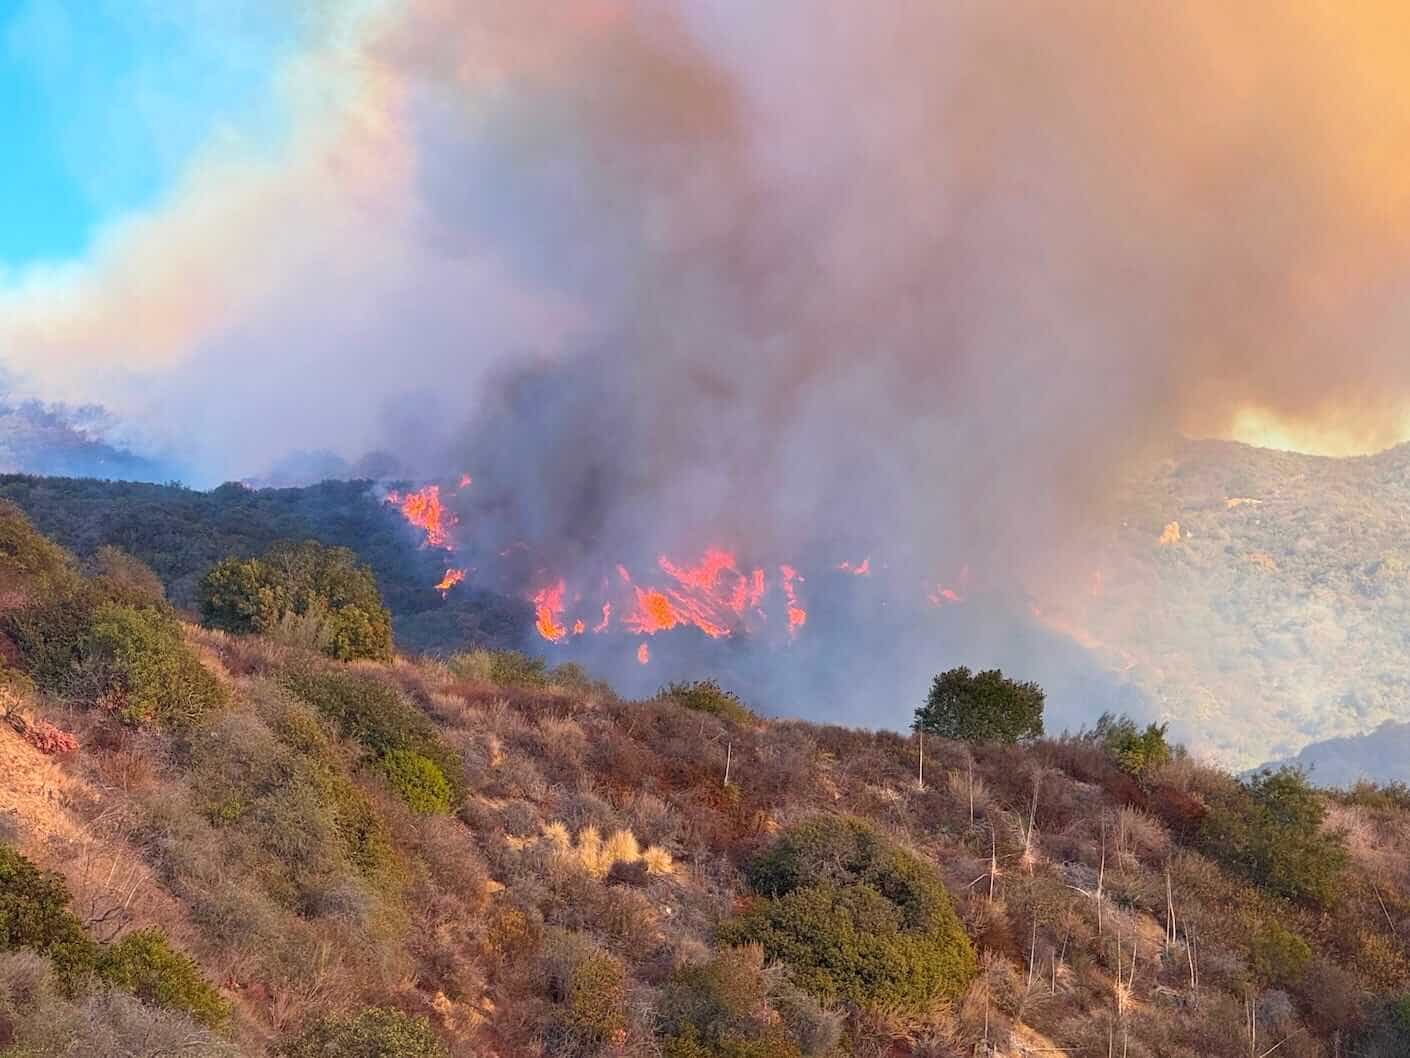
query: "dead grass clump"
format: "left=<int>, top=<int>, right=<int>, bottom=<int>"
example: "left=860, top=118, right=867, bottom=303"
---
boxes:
left=1116, top=806, right=1169, bottom=865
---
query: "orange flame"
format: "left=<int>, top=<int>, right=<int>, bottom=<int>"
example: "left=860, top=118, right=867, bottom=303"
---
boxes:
left=533, top=580, right=568, bottom=642
left=458, top=474, right=473, bottom=489
left=637, top=642, right=650, bottom=665
left=779, top=564, right=807, bottom=636
left=837, top=557, right=871, bottom=576
left=593, top=603, right=612, bottom=633
left=572, top=619, right=586, bottom=636
left=435, top=568, right=466, bottom=596
left=620, top=549, right=763, bottom=639
left=386, top=485, right=456, bottom=549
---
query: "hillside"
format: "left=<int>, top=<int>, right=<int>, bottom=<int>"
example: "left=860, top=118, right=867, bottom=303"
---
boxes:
left=4, top=501, right=1410, bottom=1057
left=9, top=436, right=1410, bottom=775
left=1017, top=439, right=1410, bottom=770
left=0, top=474, right=529, bottom=656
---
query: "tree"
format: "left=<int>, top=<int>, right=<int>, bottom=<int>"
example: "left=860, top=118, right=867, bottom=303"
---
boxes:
left=198, top=541, right=393, bottom=662
left=913, top=666, right=1044, bottom=743
left=1093, top=712, right=1173, bottom=779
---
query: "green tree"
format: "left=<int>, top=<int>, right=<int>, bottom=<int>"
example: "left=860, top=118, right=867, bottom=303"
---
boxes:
left=913, top=667, right=1044, bottom=743
left=1093, top=713, right=1173, bottom=779
left=198, top=541, right=392, bottom=662
left=277, top=1007, right=447, bottom=1058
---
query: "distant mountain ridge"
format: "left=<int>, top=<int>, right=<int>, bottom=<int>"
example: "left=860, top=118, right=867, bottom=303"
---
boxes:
left=1047, top=438, right=1410, bottom=769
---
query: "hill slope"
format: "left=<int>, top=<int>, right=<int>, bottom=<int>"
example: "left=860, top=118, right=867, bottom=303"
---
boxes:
left=3, top=506, right=1410, bottom=1056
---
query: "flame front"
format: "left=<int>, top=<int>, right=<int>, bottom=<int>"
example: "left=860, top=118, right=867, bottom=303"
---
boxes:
left=533, top=580, right=568, bottom=642
left=779, top=564, right=807, bottom=636
left=435, top=568, right=466, bottom=596
left=386, top=485, right=457, bottom=549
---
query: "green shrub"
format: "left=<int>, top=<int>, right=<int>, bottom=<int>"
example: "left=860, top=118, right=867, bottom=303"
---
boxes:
left=658, top=947, right=804, bottom=1058
left=542, top=930, right=629, bottom=1050
left=5, top=588, right=100, bottom=694
left=91, top=546, right=166, bottom=606
left=0, top=501, right=76, bottom=600
left=721, top=817, right=975, bottom=1010
left=199, top=541, right=393, bottom=662
left=377, top=749, right=452, bottom=814
left=660, top=680, right=753, bottom=725
left=913, top=667, right=1043, bottom=743
left=0, top=844, right=99, bottom=992
left=447, top=648, right=552, bottom=688
left=282, top=668, right=463, bottom=805
left=79, top=603, right=227, bottom=725
left=277, top=1006, right=448, bottom=1058
left=1199, top=767, right=1348, bottom=906
left=96, top=929, right=231, bottom=1029
left=1093, top=713, right=1173, bottom=778
left=1249, top=921, right=1312, bottom=986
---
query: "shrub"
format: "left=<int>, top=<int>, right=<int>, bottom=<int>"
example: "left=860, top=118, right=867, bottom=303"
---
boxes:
left=721, top=817, right=975, bottom=1010
left=277, top=1006, right=448, bottom=1058
left=96, top=929, right=231, bottom=1029
left=660, top=680, right=754, bottom=725
left=0, top=959, right=239, bottom=1058
left=0, top=844, right=99, bottom=991
left=1199, top=767, right=1348, bottom=906
left=658, top=946, right=804, bottom=1058
left=1358, top=994, right=1410, bottom=1057
left=4, top=589, right=100, bottom=694
left=1249, top=922, right=1312, bottom=986
left=199, top=541, right=393, bottom=662
left=913, top=667, right=1043, bottom=743
left=1093, top=713, right=1173, bottom=778
left=0, top=502, right=75, bottom=601
left=282, top=668, right=463, bottom=804
left=79, top=603, right=227, bottom=725
left=542, top=930, right=629, bottom=1050
left=377, top=749, right=452, bottom=814
left=91, top=546, right=166, bottom=606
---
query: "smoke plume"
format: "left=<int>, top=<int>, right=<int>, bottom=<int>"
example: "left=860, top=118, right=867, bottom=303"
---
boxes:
left=8, top=1, right=1410, bottom=733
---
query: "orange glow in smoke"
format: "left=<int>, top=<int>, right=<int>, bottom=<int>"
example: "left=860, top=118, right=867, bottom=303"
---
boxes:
left=837, top=558, right=871, bottom=576
left=637, top=642, right=650, bottom=665
left=593, top=603, right=612, bottom=633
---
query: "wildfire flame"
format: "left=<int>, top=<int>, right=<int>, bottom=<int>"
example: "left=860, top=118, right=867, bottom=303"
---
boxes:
left=435, top=568, right=466, bottom=596
left=779, top=564, right=807, bottom=636
left=837, top=557, right=871, bottom=576
left=386, top=485, right=457, bottom=549
left=637, top=642, right=650, bottom=665
left=533, top=580, right=568, bottom=642
left=1158, top=521, right=1182, bottom=546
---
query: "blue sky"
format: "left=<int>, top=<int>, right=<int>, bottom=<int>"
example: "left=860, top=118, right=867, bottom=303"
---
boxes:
left=0, top=0, right=296, bottom=265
